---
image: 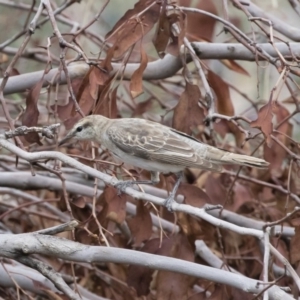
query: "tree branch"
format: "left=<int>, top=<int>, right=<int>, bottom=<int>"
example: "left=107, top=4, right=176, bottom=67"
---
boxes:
left=2, top=42, right=300, bottom=95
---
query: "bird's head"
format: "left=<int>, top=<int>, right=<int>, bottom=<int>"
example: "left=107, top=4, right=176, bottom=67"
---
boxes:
left=59, top=116, right=99, bottom=146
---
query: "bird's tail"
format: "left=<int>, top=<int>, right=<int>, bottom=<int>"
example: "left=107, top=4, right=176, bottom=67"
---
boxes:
left=220, top=152, right=269, bottom=168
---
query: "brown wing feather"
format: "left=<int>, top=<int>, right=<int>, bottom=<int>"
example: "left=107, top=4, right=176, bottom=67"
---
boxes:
left=106, top=119, right=222, bottom=172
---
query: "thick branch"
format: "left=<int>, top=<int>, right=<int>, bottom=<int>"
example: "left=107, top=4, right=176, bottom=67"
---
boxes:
left=2, top=42, right=300, bottom=95
left=240, top=0, right=300, bottom=41
left=0, top=234, right=293, bottom=300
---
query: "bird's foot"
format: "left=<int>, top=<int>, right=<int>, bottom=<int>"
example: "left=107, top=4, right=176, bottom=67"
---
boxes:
left=115, top=180, right=134, bottom=195
left=164, top=195, right=175, bottom=212
left=204, top=204, right=223, bottom=211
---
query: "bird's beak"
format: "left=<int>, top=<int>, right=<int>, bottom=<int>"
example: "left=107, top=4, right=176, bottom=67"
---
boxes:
left=58, top=130, right=75, bottom=146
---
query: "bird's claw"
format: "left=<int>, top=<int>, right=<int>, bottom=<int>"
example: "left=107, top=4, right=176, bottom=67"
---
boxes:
left=204, top=204, right=223, bottom=211
left=164, top=195, right=174, bottom=212
left=115, top=181, right=133, bottom=195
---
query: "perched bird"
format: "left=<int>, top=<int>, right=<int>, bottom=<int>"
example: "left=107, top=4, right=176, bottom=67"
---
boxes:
left=59, top=115, right=269, bottom=210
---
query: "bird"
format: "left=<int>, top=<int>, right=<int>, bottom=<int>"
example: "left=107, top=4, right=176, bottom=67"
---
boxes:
left=59, top=115, right=269, bottom=211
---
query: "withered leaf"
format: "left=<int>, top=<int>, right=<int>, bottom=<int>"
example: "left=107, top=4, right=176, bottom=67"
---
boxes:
left=53, top=78, right=82, bottom=129
left=132, top=98, right=152, bottom=116
left=221, top=59, right=250, bottom=76
left=172, top=79, right=205, bottom=135
left=71, top=195, right=86, bottom=208
left=205, top=173, right=227, bottom=206
left=11, top=68, right=20, bottom=76
left=208, top=70, right=244, bottom=146
left=103, top=186, right=127, bottom=224
left=156, top=234, right=195, bottom=300
left=22, top=74, right=44, bottom=145
left=291, top=226, right=300, bottom=264
left=127, top=201, right=152, bottom=246
left=231, top=182, right=253, bottom=212
left=55, top=67, right=112, bottom=129
left=178, top=183, right=211, bottom=208
left=72, top=69, right=95, bottom=115
left=73, top=66, right=109, bottom=115
left=127, top=234, right=194, bottom=297
left=180, top=0, right=217, bottom=42
left=89, top=66, right=110, bottom=100
left=207, top=70, right=234, bottom=116
left=93, top=80, right=118, bottom=118
left=127, top=238, right=161, bottom=296
left=130, top=45, right=148, bottom=98
left=100, top=44, right=116, bottom=73
left=263, top=102, right=292, bottom=177
left=54, top=72, right=91, bottom=129
left=251, top=101, right=274, bottom=146
left=166, top=12, right=186, bottom=57
left=153, top=8, right=186, bottom=58
left=106, top=0, right=161, bottom=59
left=152, top=2, right=170, bottom=58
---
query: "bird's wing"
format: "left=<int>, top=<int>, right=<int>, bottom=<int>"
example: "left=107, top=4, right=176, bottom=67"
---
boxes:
left=106, top=120, right=222, bottom=171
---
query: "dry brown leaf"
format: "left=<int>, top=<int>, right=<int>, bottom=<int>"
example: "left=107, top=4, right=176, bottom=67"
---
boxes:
left=177, top=184, right=214, bottom=241
left=130, top=45, right=148, bottom=98
left=94, top=84, right=118, bottom=119
left=89, top=66, right=110, bottom=100
left=127, top=234, right=194, bottom=297
left=230, top=287, right=254, bottom=300
left=105, top=0, right=161, bottom=59
left=272, top=238, right=289, bottom=270
left=106, top=262, right=137, bottom=300
left=204, top=173, right=227, bottom=206
left=172, top=80, right=205, bottom=135
left=265, top=206, right=285, bottom=222
left=208, top=70, right=244, bottom=146
left=127, top=201, right=152, bottom=246
left=208, top=285, right=253, bottom=300
left=165, top=12, right=186, bottom=57
left=291, top=226, right=300, bottom=264
left=179, top=183, right=211, bottom=207
left=179, top=0, right=217, bottom=42
left=156, top=234, right=195, bottom=300
left=22, top=74, right=44, bottom=145
left=132, top=98, right=152, bottom=116
left=152, top=4, right=186, bottom=57
left=54, top=73, right=94, bottom=130
left=53, top=79, right=81, bottom=128
left=73, top=72, right=96, bottom=117
left=70, top=196, right=86, bottom=208
left=100, top=45, right=116, bottom=73
left=243, top=245, right=263, bottom=278
left=251, top=101, right=274, bottom=146
left=221, top=59, right=250, bottom=76
left=90, top=67, right=117, bottom=118
left=263, top=102, right=292, bottom=177
left=10, top=68, right=20, bottom=76
left=230, top=182, right=253, bottom=213
left=56, top=67, right=114, bottom=129
left=127, top=238, right=161, bottom=296
left=208, top=70, right=234, bottom=116
left=152, top=2, right=170, bottom=58
left=102, top=186, right=127, bottom=224
left=187, top=292, right=206, bottom=300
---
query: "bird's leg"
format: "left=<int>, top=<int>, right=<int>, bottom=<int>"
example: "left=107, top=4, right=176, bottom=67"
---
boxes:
left=115, top=171, right=160, bottom=195
left=164, top=172, right=183, bottom=212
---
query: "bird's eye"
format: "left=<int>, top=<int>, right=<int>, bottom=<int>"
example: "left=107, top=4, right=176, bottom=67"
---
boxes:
left=76, top=126, right=83, bottom=132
